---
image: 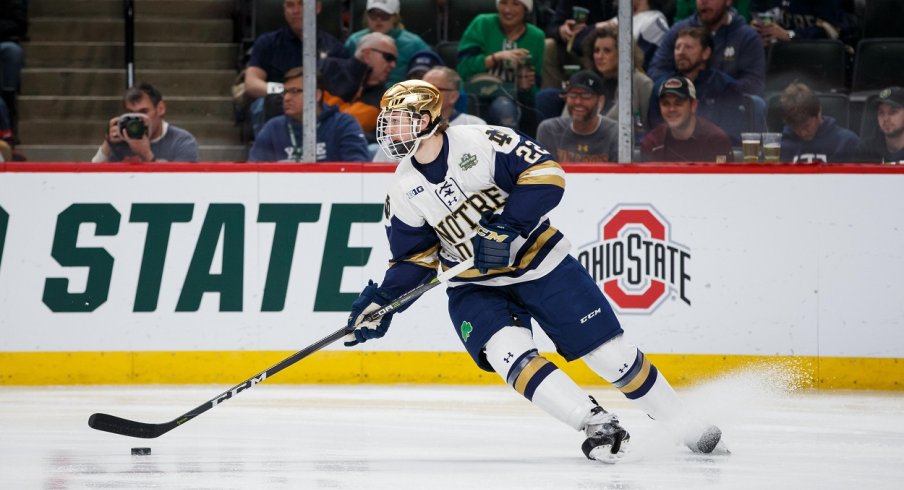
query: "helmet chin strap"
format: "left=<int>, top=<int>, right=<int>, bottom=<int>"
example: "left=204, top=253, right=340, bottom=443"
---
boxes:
left=400, top=115, right=442, bottom=160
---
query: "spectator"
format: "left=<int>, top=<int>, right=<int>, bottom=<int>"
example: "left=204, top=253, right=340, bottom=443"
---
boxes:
left=647, top=27, right=749, bottom=143
left=542, top=0, right=618, bottom=90
left=750, top=0, right=852, bottom=46
left=0, top=138, right=10, bottom=162
left=372, top=66, right=486, bottom=162
left=422, top=67, right=487, bottom=126
left=320, top=32, right=397, bottom=143
left=457, top=0, right=545, bottom=134
left=92, top=82, right=199, bottom=163
left=648, top=0, right=766, bottom=96
left=0, top=98, right=11, bottom=144
left=536, top=26, right=654, bottom=130
left=859, top=87, right=904, bottom=165
left=345, top=0, right=430, bottom=86
left=674, top=0, right=752, bottom=22
left=778, top=82, right=859, bottom=163
left=1, top=0, right=27, bottom=143
left=592, top=0, right=670, bottom=73
left=243, top=0, right=349, bottom=135
left=250, top=67, right=370, bottom=163
left=406, top=49, right=445, bottom=80
left=536, top=70, right=619, bottom=162
left=640, top=76, right=733, bottom=162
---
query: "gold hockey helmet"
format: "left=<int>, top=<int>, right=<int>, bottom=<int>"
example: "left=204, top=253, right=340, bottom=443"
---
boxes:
left=376, top=80, right=444, bottom=160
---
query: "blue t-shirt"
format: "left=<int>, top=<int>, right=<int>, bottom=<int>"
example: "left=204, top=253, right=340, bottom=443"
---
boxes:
left=249, top=105, right=370, bottom=162
left=248, top=27, right=348, bottom=84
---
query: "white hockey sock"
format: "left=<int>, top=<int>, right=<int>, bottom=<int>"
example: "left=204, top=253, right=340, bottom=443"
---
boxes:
left=582, top=335, right=686, bottom=422
left=484, top=326, right=595, bottom=431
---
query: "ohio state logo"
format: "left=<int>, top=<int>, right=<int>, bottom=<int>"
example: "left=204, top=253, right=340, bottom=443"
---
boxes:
left=576, top=204, right=691, bottom=314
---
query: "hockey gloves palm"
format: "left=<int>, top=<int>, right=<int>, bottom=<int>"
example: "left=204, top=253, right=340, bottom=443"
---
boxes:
left=471, top=217, right=518, bottom=274
left=344, top=280, right=395, bottom=347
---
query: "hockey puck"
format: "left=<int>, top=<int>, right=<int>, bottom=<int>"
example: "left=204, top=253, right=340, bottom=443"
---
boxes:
left=131, top=447, right=151, bottom=455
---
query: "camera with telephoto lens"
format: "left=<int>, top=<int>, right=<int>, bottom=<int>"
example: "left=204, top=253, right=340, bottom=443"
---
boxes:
left=118, top=113, right=148, bottom=139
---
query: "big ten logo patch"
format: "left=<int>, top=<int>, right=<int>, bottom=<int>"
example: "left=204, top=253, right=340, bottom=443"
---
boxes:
left=576, top=205, right=691, bottom=314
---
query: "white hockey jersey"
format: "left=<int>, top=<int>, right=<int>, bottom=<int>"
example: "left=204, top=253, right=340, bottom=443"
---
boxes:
left=380, top=125, right=573, bottom=292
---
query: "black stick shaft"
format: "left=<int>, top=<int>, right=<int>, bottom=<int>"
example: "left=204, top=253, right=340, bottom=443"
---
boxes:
left=88, top=259, right=474, bottom=439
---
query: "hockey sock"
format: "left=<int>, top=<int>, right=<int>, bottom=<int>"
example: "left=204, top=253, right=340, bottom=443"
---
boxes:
left=484, top=326, right=595, bottom=431
left=582, top=335, right=686, bottom=422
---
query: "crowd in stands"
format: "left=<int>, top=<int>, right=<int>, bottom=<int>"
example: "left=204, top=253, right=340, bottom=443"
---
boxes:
left=1, top=0, right=903, bottom=164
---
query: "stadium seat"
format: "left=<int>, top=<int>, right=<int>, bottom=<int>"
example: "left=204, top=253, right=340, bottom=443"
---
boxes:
left=857, top=93, right=882, bottom=144
left=435, top=40, right=459, bottom=69
left=254, top=0, right=343, bottom=40
left=764, top=40, right=847, bottom=95
left=766, top=93, right=851, bottom=133
left=851, top=38, right=904, bottom=94
left=398, top=0, right=443, bottom=46
left=863, top=0, right=904, bottom=39
left=254, top=0, right=285, bottom=38
left=447, top=0, right=498, bottom=43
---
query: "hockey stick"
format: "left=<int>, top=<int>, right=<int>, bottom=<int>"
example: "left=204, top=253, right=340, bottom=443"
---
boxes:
left=88, top=258, right=475, bottom=439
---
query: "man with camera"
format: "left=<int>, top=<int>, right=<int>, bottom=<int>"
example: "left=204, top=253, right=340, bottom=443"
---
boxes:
left=92, top=82, right=199, bottom=163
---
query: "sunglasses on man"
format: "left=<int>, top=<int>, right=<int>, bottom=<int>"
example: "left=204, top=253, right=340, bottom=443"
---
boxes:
left=370, top=48, right=397, bottom=63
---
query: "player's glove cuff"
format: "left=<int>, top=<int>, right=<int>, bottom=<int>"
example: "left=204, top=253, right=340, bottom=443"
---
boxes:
left=471, top=217, right=518, bottom=274
left=343, top=280, right=395, bottom=347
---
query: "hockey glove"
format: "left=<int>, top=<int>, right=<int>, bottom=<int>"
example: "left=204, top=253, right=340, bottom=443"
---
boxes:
left=471, top=217, right=518, bottom=274
left=343, top=280, right=396, bottom=347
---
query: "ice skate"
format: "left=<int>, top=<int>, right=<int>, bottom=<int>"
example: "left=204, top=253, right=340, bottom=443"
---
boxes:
left=581, top=406, right=630, bottom=463
left=685, top=424, right=729, bottom=455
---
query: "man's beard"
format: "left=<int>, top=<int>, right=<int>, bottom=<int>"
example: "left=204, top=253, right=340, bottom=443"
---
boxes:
left=677, top=58, right=704, bottom=74
left=883, top=124, right=904, bottom=139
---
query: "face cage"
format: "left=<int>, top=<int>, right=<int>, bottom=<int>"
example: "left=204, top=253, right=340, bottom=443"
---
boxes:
left=376, top=109, right=426, bottom=161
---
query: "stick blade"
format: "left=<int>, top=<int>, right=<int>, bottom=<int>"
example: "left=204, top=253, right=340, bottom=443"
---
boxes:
left=88, top=412, right=171, bottom=439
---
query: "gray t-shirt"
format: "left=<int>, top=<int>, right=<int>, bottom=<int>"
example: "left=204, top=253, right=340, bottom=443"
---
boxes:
left=102, top=123, right=199, bottom=162
left=536, top=116, right=618, bottom=163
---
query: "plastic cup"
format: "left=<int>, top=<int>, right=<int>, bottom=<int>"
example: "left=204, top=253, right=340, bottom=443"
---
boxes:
left=572, top=6, right=589, bottom=24
left=741, top=132, right=761, bottom=162
left=762, top=132, right=782, bottom=162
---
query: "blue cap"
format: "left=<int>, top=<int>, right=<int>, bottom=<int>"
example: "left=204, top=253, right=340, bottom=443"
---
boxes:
left=406, top=50, right=445, bottom=77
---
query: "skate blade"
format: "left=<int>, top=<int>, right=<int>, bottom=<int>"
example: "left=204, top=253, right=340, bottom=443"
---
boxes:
left=588, top=439, right=630, bottom=464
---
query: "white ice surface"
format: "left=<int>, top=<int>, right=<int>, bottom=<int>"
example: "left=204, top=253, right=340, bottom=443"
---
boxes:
left=1, top=367, right=903, bottom=489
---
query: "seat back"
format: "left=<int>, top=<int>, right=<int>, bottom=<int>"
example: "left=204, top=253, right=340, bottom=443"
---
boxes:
left=447, top=0, right=498, bottom=43
left=766, top=92, right=851, bottom=132
left=858, top=93, right=881, bottom=143
left=863, top=0, right=904, bottom=39
left=254, top=0, right=343, bottom=39
left=254, top=0, right=286, bottom=38
left=435, top=40, right=460, bottom=69
left=851, top=38, right=904, bottom=93
left=765, top=40, right=847, bottom=94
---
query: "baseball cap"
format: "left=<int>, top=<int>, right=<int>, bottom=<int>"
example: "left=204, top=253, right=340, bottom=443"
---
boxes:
left=565, top=70, right=605, bottom=96
left=496, top=0, right=533, bottom=12
left=367, top=0, right=399, bottom=15
left=407, top=50, right=445, bottom=78
left=875, top=86, right=904, bottom=109
left=658, top=76, right=697, bottom=100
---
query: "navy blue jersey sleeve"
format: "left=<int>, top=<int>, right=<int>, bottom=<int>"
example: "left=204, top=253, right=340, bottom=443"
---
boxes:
left=380, top=215, right=440, bottom=300
left=491, top=132, right=566, bottom=235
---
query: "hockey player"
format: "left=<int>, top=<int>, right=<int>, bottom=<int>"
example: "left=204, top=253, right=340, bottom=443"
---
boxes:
left=343, top=79, right=722, bottom=462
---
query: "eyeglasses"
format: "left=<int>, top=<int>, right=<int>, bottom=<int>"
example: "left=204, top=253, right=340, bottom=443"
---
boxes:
left=562, top=92, right=597, bottom=100
left=370, top=48, right=397, bottom=63
left=367, top=9, right=393, bottom=22
left=435, top=87, right=458, bottom=93
left=283, top=88, right=303, bottom=96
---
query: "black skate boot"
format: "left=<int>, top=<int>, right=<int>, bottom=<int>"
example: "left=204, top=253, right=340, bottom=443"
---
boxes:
left=581, top=406, right=630, bottom=463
